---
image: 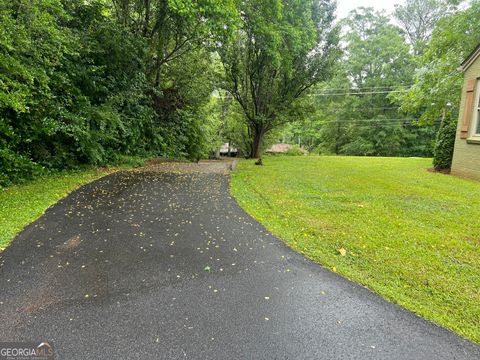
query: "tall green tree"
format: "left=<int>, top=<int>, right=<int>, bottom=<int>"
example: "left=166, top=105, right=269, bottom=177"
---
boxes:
left=278, top=7, right=438, bottom=157
left=338, top=8, right=417, bottom=156
left=316, top=8, right=437, bottom=156
left=218, top=0, right=340, bottom=158
left=394, top=0, right=458, bottom=56
left=108, top=0, right=237, bottom=86
left=394, top=0, right=480, bottom=168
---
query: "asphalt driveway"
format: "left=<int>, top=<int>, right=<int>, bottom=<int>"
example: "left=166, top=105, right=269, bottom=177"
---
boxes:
left=0, top=161, right=479, bottom=359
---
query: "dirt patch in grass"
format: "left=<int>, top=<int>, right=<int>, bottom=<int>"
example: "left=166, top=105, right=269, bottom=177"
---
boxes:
left=427, top=167, right=451, bottom=174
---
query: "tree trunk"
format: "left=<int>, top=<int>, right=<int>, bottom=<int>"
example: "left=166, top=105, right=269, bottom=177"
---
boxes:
left=250, top=126, right=264, bottom=159
left=143, top=0, right=150, bottom=36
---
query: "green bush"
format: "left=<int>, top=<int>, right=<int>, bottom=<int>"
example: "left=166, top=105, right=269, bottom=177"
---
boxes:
left=0, top=1, right=159, bottom=184
left=0, top=149, right=44, bottom=187
left=433, top=113, right=456, bottom=170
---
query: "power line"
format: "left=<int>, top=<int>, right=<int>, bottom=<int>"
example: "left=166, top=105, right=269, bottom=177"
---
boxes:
left=320, top=106, right=402, bottom=112
left=314, top=85, right=413, bottom=91
left=310, top=89, right=410, bottom=96
left=294, top=123, right=440, bottom=131
left=313, top=121, right=421, bottom=126
left=300, top=119, right=442, bottom=128
left=317, top=118, right=416, bottom=123
left=214, top=87, right=413, bottom=98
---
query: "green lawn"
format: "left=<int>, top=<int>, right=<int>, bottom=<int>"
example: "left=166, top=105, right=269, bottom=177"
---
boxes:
left=0, top=169, right=113, bottom=251
left=231, top=156, right=480, bottom=343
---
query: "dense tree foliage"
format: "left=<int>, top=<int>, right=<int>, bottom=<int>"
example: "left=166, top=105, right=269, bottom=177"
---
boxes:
left=0, top=0, right=236, bottom=185
left=393, top=0, right=458, bottom=55
left=280, top=7, right=438, bottom=157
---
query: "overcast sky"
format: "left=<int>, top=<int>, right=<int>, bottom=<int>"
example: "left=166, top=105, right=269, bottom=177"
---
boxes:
left=336, top=0, right=405, bottom=19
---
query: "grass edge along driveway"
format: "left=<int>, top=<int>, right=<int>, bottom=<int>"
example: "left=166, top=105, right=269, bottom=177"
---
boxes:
left=230, top=156, right=480, bottom=343
left=0, top=168, right=117, bottom=251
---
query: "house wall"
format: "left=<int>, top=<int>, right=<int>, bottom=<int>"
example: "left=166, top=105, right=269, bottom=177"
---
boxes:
left=451, top=57, right=480, bottom=180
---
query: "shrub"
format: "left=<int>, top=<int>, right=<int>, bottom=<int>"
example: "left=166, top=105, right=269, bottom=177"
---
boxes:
left=433, top=113, right=456, bottom=170
left=0, top=149, right=44, bottom=187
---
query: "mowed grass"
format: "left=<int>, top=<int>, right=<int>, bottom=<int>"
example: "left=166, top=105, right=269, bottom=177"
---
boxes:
left=231, top=156, right=480, bottom=343
left=0, top=169, right=112, bottom=251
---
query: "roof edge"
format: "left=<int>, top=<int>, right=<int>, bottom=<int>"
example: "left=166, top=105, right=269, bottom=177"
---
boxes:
left=460, top=43, right=480, bottom=72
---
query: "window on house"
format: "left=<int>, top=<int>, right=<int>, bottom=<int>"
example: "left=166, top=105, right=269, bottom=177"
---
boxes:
left=477, top=112, right=480, bottom=135
left=475, top=81, right=480, bottom=136
left=477, top=94, right=480, bottom=135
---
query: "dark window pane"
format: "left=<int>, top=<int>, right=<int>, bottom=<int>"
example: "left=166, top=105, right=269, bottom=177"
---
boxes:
left=477, top=111, right=480, bottom=134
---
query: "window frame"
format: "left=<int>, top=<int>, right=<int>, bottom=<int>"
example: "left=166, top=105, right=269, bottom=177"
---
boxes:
left=474, top=79, right=480, bottom=137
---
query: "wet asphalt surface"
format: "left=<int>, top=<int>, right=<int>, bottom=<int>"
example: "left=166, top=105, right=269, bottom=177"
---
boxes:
left=0, top=162, right=479, bottom=359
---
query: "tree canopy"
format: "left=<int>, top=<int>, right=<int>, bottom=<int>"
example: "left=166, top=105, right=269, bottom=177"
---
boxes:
left=279, top=7, right=437, bottom=157
left=393, top=0, right=458, bottom=55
